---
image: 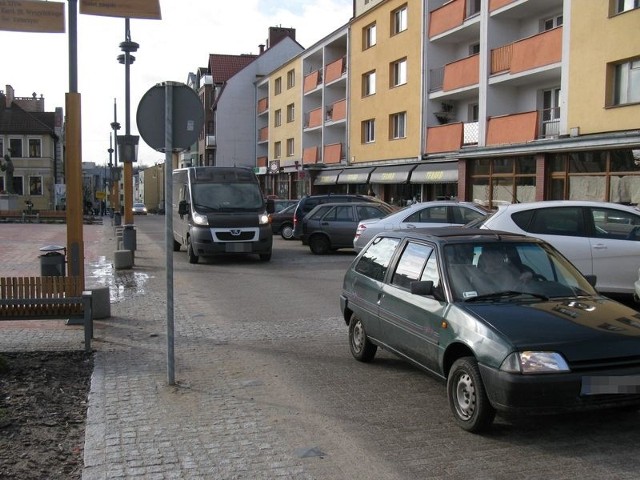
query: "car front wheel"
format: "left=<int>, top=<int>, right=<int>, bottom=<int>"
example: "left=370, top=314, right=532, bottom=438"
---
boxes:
left=447, top=357, right=496, bottom=433
left=187, top=237, right=199, bottom=264
left=280, top=223, right=294, bottom=240
left=348, top=313, right=377, bottom=362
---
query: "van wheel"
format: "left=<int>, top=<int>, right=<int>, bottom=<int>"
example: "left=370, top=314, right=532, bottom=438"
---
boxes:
left=173, top=239, right=181, bottom=252
left=187, top=237, right=199, bottom=264
left=259, top=252, right=272, bottom=262
left=280, top=223, right=294, bottom=240
left=309, top=235, right=330, bottom=255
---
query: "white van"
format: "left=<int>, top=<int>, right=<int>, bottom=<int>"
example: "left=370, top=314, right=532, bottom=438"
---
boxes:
left=172, top=167, right=274, bottom=264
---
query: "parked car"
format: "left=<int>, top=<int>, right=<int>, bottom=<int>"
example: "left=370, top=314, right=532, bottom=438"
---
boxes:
left=132, top=202, right=147, bottom=215
left=635, top=267, right=640, bottom=303
left=293, top=194, right=387, bottom=239
left=353, top=201, right=490, bottom=252
left=301, top=201, right=394, bottom=254
left=476, top=200, right=640, bottom=295
left=269, top=202, right=297, bottom=240
left=340, top=227, right=640, bottom=432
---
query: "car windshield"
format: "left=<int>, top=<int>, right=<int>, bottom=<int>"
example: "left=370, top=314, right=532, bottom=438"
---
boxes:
left=443, top=241, right=597, bottom=302
left=192, top=183, right=263, bottom=211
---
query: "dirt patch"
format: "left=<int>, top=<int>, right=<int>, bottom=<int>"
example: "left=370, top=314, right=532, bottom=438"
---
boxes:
left=0, top=351, right=93, bottom=479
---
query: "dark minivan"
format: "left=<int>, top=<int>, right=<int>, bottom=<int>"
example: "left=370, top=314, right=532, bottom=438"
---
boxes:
left=292, top=194, right=386, bottom=239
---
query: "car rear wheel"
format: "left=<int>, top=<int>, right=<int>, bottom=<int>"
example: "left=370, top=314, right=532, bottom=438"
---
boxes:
left=187, top=237, right=199, bottom=264
left=309, top=235, right=330, bottom=255
left=447, top=357, right=495, bottom=433
left=348, top=313, right=377, bottom=362
left=280, top=223, right=294, bottom=240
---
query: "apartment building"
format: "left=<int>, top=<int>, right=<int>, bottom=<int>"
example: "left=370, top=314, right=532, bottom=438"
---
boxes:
left=0, top=85, right=64, bottom=211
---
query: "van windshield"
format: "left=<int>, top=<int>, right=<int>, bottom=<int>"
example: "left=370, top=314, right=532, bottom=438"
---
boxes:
left=192, top=183, right=264, bottom=211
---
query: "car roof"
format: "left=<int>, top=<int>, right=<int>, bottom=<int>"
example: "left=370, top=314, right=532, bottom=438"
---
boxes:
left=371, top=227, right=542, bottom=246
left=493, top=200, right=640, bottom=213
left=309, top=201, right=390, bottom=207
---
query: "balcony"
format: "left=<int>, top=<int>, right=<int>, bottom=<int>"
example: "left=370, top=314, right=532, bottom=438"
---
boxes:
left=430, top=54, right=479, bottom=94
left=305, top=107, right=323, bottom=129
left=490, top=0, right=563, bottom=18
left=257, top=97, right=268, bottom=115
left=324, top=56, right=347, bottom=85
left=303, top=69, right=323, bottom=94
left=486, top=111, right=538, bottom=146
left=205, top=135, right=216, bottom=147
left=256, top=156, right=268, bottom=168
left=303, top=146, right=319, bottom=165
left=429, top=0, right=481, bottom=40
left=258, top=126, right=269, bottom=143
left=326, top=99, right=346, bottom=123
left=490, top=27, right=562, bottom=76
left=539, top=107, right=560, bottom=138
left=323, top=143, right=343, bottom=164
left=489, top=0, right=515, bottom=11
left=425, top=123, right=465, bottom=154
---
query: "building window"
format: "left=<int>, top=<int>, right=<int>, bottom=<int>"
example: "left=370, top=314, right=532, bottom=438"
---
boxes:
left=390, top=112, right=406, bottom=139
left=9, top=138, right=22, bottom=158
left=469, top=103, right=479, bottom=122
left=274, top=77, right=282, bottom=95
left=28, top=138, right=41, bottom=158
left=29, top=176, right=42, bottom=196
left=363, top=71, right=376, bottom=96
left=362, top=119, right=375, bottom=144
left=287, top=103, right=295, bottom=122
left=286, top=138, right=295, bottom=156
left=363, top=23, right=376, bottom=49
left=11, top=176, right=24, bottom=195
left=542, top=88, right=561, bottom=137
left=391, top=58, right=407, bottom=87
left=469, top=43, right=480, bottom=55
left=287, top=69, right=295, bottom=89
left=613, top=0, right=640, bottom=14
left=274, top=109, right=282, bottom=127
left=274, top=141, right=281, bottom=159
left=0, top=138, right=3, bottom=156
left=0, top=177, right=4, bottom=193
left=391, top=5, right=408, bottom=35
left=542, top=15, right=563, bottom=31
left=613, top=58, right=640, bottom=105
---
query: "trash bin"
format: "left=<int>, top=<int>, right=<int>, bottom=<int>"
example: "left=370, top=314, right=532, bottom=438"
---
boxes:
left=113, top=211, right=121, bottom=226
left=39, top=245, right=66, bottom=277
left=122, top=224, right=136, bottom=251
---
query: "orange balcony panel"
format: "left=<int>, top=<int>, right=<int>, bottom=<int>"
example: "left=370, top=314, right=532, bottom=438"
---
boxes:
left=490, top=44, right=513, bottom=74
left=429, top=0, right=465, bottom=38
left=258, top=126, right=269, bottom=142
left=489, top=0, right=515, bottom=11
left=443, top=54, right=479, bottom=91
left=303, top=70, right=321, bottom=94
left=323, top=143, right=342, bottom=164
left=257, top=97, right=268, bottom=114
left=303, top=146, right=319, bottom=164
left=257, top=156, right=268, bottom=167
left=325, top=57, right=345, bottom=84
left=308, top=107, right=323, bottom=128
left=486, top=111, right=539, bottom=146
left=330, top=99, right=346, bottom=121
left=510, top=27, right=562, bottom=74
left=425, top=123, right=464, bottom=154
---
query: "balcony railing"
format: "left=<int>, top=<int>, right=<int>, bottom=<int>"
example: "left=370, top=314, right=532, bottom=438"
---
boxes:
left=303, top=69, right=323, bottom=94
left=540, top=107, right=561, bottom=138
left=205, top=135, right=216, bottom=147
left=323, top=143, right=343, bottom=164
left=257, top=97, right=268, bottom=114
left=303, top=146, right=319, bottom=164
left=443, top=54, right=479, bottom=91
left=326, top=99, right=346, bottom=122
left=324, top=56, right=347, bottom=84
left=490, top=27, right=562, bottom=75
left=486, top=111, right=539, bottom=146
left=429, top=67, right=444, bottom=92
left=258, top=126, right=269, bottom=143
left=463, top=121, right=479, bottom=145
left=305, top=107, right=323, bottom=128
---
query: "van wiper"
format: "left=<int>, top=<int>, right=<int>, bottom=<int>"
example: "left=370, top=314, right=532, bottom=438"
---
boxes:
left=464, top=290, right=549, bottom=302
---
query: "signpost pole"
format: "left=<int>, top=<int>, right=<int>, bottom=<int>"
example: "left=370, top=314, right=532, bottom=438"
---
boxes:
left=164, top=83, right=175, bottom=385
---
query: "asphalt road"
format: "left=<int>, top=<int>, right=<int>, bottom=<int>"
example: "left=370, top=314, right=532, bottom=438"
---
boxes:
left=135, top=214, right=640, bottom=480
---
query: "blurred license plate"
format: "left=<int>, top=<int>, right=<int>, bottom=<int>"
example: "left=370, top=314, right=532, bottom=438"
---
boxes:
left=226, top=242, right=251, bottom=253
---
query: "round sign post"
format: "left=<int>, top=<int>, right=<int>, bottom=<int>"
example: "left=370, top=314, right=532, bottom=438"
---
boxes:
left=136, top=82, right=204, bottom=385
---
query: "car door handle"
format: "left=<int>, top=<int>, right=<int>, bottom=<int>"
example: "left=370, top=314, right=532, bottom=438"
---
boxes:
left=377, top=292, right=384, bottom=304
left=406, top=224, right=416, bottom=229
left=592, top=243, right=608, bottom=250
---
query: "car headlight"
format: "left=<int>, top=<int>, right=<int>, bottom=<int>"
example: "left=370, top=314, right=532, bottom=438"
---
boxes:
left=192, top=212, right=208, bottom=226
left=258, top=212, right=269, bottom=225
left=500, top=351, right=570, bottom=374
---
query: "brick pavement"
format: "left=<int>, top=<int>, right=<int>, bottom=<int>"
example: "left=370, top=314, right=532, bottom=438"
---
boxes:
left=0, top=220, right=319, bottom=479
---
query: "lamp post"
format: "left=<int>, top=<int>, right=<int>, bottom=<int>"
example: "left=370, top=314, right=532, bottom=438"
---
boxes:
left=110, top=99, right=121, bottom=214
left=117, top=18, right=139, bottom=226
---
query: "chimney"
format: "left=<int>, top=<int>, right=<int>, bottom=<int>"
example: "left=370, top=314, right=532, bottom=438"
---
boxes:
left=5, top=84, right=14, bottom=107
left=259, top=44, right=265, bottom=54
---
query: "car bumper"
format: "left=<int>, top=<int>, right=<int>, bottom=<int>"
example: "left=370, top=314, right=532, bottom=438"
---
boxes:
left=189, top=226, right=273, bottom=256
left=479, top=363, right=640, bottom=415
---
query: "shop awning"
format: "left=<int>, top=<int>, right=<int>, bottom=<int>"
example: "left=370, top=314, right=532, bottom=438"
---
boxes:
left=410, top=162, right=458, bottom=183
left=369, top=164, right=417, bottom=184
left=336, top=167, right=375, bottom=184
left=313, top=169, right=343, bottom=185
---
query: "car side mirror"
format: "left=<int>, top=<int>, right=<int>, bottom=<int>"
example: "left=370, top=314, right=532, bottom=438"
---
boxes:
left=266, top=198, right=275, bottom=214
left=178, top=200, right=189, bottom=216
left=584, top=274, right=597, bottom=288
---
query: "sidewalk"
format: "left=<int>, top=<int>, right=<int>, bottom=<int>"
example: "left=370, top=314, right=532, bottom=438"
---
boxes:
left=0, top=221, right=321, bottom=479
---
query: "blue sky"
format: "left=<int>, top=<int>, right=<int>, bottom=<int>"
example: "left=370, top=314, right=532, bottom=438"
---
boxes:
left=1, top=0, right=352, bottom=167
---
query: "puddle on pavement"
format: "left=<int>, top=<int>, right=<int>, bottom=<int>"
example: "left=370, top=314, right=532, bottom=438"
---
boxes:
left=87, top=255, right=151, bottom=303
